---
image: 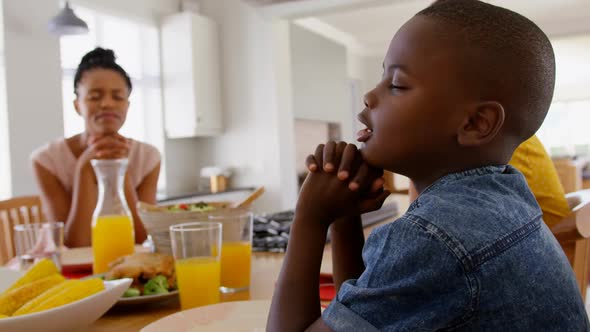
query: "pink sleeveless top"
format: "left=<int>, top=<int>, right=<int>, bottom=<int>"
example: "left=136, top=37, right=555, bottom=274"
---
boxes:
left=31, top=138, right=160, bottom=193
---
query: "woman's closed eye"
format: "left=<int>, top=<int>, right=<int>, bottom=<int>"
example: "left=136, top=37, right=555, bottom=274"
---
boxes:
left=112, top=94, right=126, bottom=101
left=87, top=93, right=102, bottom=101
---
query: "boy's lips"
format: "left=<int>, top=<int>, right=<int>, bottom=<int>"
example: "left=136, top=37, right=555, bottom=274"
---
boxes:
left=356, top=111, right=373, bottom=142
left=357, top=128, right=373, bottom=142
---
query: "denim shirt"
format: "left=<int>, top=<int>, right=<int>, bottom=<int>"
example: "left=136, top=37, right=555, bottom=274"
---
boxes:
left=323, top=165, right=589, bottom=331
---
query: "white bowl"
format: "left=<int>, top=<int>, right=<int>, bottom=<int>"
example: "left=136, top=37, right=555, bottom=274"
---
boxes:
left=0, top=268, right=132, bottom=332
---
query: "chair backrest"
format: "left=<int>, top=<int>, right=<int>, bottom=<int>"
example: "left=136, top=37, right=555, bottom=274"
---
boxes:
left=552, top=158, right=584, bottom=194
left=383, top=171, right=409, bottom=195
left=551, top=189, right=590, bottom=301
left=0, top=196, right=44, bottom=264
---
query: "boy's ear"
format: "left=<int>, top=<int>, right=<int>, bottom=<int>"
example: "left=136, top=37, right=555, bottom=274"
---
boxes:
left=457, top=101, right=505, bottom=147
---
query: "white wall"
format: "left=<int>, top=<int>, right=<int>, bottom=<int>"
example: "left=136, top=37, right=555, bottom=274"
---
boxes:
left=347, top=51, right=383, bottom=93
left=1, top=0, right=64, bottom=196
left=71, top=0, right=182, bottom=24
left=290, top=24, right=353, bottom=141
left=360, top=55, right=383, bottom=95
left=164, top=137, right=215, bottom=195
left=347, top=51, right=364, bottom=83
left=195, top=0, right=299, bottom=212
left=294, top=120, right=329, bottom=175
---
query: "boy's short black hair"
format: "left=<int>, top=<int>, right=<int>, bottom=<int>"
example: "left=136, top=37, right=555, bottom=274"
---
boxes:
left=417, top=0, right=555, bottom=141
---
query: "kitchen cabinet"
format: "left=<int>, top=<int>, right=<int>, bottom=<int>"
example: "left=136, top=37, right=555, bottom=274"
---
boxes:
left=161, top=12, right=222, bottom=138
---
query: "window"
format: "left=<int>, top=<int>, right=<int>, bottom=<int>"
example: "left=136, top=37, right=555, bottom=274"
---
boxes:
left=60, top=6, right=165, bottom=189
left=537, top=35, right=590, bottom=157
left=537, top=100, right=590, bottom=156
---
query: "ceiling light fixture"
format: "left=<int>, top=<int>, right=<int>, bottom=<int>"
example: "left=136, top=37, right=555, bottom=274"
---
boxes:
left=47, top=1, right=89, bottom=36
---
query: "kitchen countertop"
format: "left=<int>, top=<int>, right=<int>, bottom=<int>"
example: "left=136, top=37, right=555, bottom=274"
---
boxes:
left=156, top=187, right=255, bottom=203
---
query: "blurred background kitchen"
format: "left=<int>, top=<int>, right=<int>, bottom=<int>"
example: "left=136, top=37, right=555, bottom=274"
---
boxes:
left=0, top=0, right=589, bottom=214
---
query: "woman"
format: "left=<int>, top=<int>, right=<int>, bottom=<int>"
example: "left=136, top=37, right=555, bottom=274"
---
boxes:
left=31, top=48, right=160, bottom=247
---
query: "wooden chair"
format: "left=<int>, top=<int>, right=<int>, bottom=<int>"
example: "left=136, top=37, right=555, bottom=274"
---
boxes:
left=550, top=189, right=590, bottom=301
left=0, top=196, right=44, bottom=264
left=553, top=158, right=585, bottom=194
left=383, top=171, right=409, bottom=195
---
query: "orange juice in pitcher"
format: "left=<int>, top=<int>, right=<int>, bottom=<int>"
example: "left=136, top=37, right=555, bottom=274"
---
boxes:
left=91, top=159, right=135, bottom=274
left=92, top=215, right=134, bottom=273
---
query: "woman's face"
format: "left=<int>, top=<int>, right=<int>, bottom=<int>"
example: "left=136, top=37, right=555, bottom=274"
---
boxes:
left=74, top=68, right=130, bottom=137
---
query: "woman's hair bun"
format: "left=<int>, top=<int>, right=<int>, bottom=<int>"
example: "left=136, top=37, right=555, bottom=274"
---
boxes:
left=74, top=47, right=132, bottom=94
left=79, top=47, right=117, bottom=66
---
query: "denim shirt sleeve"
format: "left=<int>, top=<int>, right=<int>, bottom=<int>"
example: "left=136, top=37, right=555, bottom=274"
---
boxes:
left=322, top=215, right=475, bottom=332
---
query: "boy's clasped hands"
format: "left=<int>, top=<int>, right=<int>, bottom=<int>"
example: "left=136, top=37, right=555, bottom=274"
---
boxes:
left=300, top=141, right=391, bottom=226
left=267, top=142, right=389, bottom=332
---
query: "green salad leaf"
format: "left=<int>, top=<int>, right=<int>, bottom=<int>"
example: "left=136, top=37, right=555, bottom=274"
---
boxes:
left=123, top=287, right=141, bottom=298
left=143, top=275, right=170, bottom=295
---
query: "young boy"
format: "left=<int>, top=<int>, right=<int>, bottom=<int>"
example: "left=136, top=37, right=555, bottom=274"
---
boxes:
left=267, top=0, right=589, bottom=331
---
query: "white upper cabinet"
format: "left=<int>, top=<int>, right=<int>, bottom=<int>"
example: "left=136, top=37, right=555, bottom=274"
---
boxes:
left=161, top=12, right=222, bottom=138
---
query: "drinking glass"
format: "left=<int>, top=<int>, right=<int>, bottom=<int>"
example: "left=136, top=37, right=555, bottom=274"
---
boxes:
left=170, top=222, right=222, bottom=309
left=14, top=222, right=64, bottom=271
left=209, top=209, right=253, bottom=293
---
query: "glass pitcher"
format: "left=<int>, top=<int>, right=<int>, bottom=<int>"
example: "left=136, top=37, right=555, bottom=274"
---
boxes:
left=91, top=158, right=135, bottom=274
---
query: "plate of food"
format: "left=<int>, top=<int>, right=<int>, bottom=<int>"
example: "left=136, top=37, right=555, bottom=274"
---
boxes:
left=99, top=252, right=178, bottom=305
left=0, top=259, right=131, bottom=332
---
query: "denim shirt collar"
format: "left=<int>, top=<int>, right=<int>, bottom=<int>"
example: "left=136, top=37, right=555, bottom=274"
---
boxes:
left=408, top=165, right=509, bottom=212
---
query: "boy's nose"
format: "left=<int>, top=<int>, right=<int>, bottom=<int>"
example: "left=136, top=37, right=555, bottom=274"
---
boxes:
left=364, top=90, right=377, bottom=109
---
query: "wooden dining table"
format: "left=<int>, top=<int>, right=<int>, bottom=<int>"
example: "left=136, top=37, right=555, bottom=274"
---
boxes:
left=74, top=250, right=326, bottom=331
left=64, top=195, right=409, bottom=331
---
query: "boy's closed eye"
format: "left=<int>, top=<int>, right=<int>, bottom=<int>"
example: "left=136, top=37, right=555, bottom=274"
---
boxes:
left=389, top=74, right=409, bottom=91
left=389, top=84, right=407, bottom=91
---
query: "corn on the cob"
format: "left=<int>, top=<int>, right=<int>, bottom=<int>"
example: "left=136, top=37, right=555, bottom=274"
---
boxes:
left=13, top=279, right=77, bottom=316
left=26, top=278, right=104, bottom=314
left=0, top=274, right=65, bottom=316
left=4, top=259, right=59, bottom=293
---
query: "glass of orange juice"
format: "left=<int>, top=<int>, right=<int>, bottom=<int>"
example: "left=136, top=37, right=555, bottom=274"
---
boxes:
left=209, top=209, right=253, bottom=293
left=169, top=222, right=222, bottom=310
